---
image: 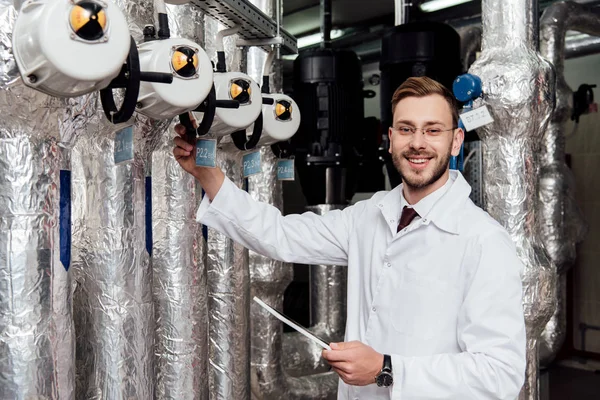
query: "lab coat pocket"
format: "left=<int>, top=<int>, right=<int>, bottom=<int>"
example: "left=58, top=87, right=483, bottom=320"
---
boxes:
left=390, top=269, right=459, bottom=339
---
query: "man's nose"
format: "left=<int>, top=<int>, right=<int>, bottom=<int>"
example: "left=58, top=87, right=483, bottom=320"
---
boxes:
left=409, top=131, right=427, bottom=149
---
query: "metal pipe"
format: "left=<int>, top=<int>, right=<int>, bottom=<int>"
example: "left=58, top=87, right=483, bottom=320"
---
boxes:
left=0, top=1, right=93, bottom=397
left=149, top=5, right=209, bottom=399
left=202, top=13, right=251, bottom=399
left=248, top=149, right=339, bottom=400
left=456, top=25, right=482, bottom=71
left=282, top=204, right=347, bottom=377
left=539, top=275, right=567, bottom=366
left=206, top=148, right=250, bottom=400
left=72, top=108, right=163, bottom=400
left=565, top=34, right=600, bottom=58
left=395, top=0, right=409, bottom=25
left=539, top=0, right=600, bottom=273
left=246, top=0, right=339, bottom=397
left=71, top=1, right=172, bottom=398
left=469, top=0, right=556, bottom=399
left=538, top=1, right=600, bottom=368
left=320, top=0, right=332, bottom=48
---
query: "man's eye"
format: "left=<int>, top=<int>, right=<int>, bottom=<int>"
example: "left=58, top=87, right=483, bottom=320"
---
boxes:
left=427, top=129, right=442, bottom=134
left=399, top=127, right=413, bottom=133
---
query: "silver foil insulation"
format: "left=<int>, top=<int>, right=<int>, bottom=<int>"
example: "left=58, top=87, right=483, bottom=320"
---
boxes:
left=152, top=4, right=209, bottom=400
left=469, top=0, right=556, bottom=399
left=0, top=0, right=93, bottom=397
left=538, top=1, right=600, bottom=366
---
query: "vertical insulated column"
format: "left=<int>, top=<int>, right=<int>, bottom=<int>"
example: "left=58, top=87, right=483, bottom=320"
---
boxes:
left=469, top=0, right=556, bottom=399
left=203, top=15, right=250, bottom=400
left=150, top=4, right=209, bottom=399
left=0, top=1, right=91, bottom=397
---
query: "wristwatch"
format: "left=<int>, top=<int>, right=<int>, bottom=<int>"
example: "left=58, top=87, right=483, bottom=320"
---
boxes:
left=375, top=354, right=393, bottom=387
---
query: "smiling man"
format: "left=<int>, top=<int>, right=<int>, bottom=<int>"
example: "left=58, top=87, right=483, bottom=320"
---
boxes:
left=173, top=76, right=526, bottom=400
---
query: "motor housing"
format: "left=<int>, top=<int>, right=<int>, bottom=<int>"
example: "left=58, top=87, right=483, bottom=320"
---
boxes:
left=12, top=0, right=131, bottom=97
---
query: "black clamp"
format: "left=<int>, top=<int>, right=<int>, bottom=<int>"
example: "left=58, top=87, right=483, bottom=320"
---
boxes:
left=572, top=84, right=597, bottom=123
left=231, top=112, right=263, bottom=151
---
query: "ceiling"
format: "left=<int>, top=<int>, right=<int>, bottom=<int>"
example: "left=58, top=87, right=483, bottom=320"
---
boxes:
left=283, top=0, right=395, bottom=36
left=282, top=0, right=600, bottom=38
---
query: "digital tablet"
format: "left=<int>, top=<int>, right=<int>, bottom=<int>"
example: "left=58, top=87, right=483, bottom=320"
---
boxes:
left=253, top=296, right=332, bottom=351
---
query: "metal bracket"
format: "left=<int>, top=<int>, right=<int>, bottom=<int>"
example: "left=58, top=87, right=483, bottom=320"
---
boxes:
left=190, top=0, right=297, bottom=54
left=236, top=36, right=283, bottom=47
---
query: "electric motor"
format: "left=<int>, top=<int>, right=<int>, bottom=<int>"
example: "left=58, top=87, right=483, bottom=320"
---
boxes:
left=12, top=0, right=131, bottom=97
left=193, top=71, right=262, bottom=137
left=136, top=38, right=213, bottom=119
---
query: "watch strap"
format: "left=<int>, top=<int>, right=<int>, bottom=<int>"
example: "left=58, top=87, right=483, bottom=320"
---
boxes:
left=383, top=354, right=392, bottom=372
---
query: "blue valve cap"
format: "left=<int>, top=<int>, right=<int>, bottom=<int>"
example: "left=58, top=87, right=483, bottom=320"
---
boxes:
left=453, top=74, right=482, bottom=102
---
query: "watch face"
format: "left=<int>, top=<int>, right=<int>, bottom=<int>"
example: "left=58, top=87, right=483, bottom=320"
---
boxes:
left=377, top=372, right=393, bottom=387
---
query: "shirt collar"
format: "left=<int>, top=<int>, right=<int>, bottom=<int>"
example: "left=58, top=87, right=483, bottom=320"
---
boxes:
left=379, top=170, right=471, bottom=235
left=400, top=175, right=452, bottom=219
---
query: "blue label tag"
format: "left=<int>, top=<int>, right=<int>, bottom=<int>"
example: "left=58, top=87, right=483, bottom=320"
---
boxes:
left=277, top=159, right=294, bottom=181
left=114, top=126, right=134, bottom=164
left=145, top=176, right=152, bottom=256
left=196, top=139, right=217, bottom=167
left=59, top=170, right=71, bottom=271
left=243, top=151, right=261, bottom=177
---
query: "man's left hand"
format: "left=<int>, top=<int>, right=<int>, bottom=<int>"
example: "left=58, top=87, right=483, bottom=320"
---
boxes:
left=322, top=341, right=384, bottom=386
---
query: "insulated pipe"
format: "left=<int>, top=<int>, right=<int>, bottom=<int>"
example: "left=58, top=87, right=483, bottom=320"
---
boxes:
left=72, top=110, right=168, bottom=400
left=456, top=25, right=482, bottom=71
left=282, top=205, right=347, bottom=377
left=246, top=1, right=339, bottom=393
left=539, top=275, right=567, bottom=365
left=468, top=0, right=556, bottom=399
left=203, top=16, right=251, bottom=400
left=71, top=1, right=168, bottom=398
left=538, top=0, right=600, bottom=367
left=0, top=2, right=85, bottom=395
left=539, top=0, right=599, bottom=274
left=149, top=5, right=209, bottom=399
left=206, top=149, right=250, bottom=400
left=247, top=149, right=339, bottom=400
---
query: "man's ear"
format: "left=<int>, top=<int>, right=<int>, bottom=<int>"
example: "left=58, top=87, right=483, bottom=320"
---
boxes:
left=388, top=127, right=393, bottom=154
left=451, top=128, right=465, bottom=157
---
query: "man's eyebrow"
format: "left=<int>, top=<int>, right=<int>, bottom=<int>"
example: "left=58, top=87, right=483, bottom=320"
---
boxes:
left=393, top=119, right=446, bottom=126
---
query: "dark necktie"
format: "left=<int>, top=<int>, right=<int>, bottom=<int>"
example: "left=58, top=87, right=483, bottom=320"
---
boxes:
left=397, top=206, right=419, bottom=232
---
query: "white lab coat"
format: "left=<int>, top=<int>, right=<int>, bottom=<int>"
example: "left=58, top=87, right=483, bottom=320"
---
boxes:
left=196, top=170, right=526, bottom=400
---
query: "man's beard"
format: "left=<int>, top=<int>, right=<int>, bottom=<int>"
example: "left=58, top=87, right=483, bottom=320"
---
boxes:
left=392, top=144, right=452, bottom=190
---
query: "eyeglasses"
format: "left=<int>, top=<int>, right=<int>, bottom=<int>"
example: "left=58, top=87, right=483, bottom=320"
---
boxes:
left=391, top=126, right=457, bottom=138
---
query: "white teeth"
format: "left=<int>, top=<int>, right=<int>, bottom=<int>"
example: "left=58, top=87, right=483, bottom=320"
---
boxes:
left=409, top=158, right=427, bottom=164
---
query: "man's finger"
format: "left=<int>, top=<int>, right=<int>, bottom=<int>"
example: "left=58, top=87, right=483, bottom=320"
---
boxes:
left=174, top=137, right=194, bottom=152
left=328, top=361, right=351, bottom=374
left=331, top=341, right=361, bottom=350
left=173, top=147, right=191, bottom=158
left=174, top=124, right=187, bottom=137
left=322, top=349, right=348, bottom=362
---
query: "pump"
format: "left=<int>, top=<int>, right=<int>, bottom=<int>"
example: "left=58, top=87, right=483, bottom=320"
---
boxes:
left=12, top=0, right=131, bottom=97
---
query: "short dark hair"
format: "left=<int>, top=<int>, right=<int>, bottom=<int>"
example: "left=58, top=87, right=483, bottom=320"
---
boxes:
left=391, top=77, right=459, bottom=128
